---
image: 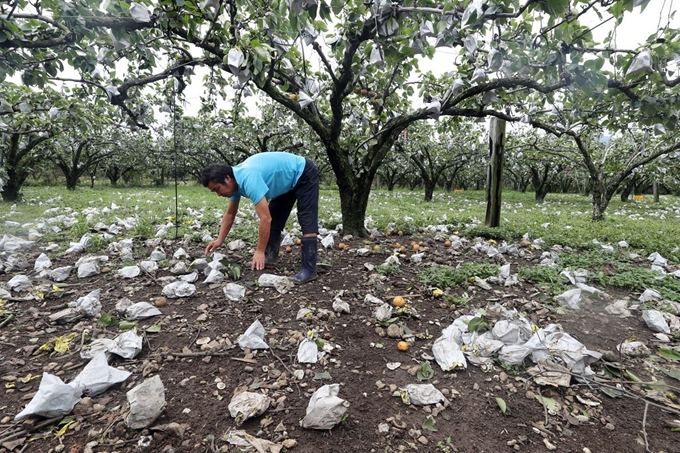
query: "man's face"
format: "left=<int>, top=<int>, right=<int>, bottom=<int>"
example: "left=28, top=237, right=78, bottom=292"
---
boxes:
left=208, top=176, right=236, bottom=198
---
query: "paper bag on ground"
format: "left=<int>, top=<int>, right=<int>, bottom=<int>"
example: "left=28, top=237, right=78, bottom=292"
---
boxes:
left=72, top=353, right=131, bottom=396
left=301, top=384, right=349, bottom=430
left=228, top=391, right=271, bottom=425
left=403, top=384, right=444, bottom=406
left=238, top=320, right=269, bottom=349
left=432, top=336, right=466, bottom=371
left=15, top=373, right=82, bottom=421
left=297, top=338, right=318, bottom=363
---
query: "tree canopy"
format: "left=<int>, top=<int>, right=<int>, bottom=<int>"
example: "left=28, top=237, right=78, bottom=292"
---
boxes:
left=1, top=0, right=679, bottom=228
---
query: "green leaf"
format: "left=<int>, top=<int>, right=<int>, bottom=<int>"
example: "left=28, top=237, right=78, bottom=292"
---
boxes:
left=119, top=320, right=138, bottom=331
left=422, top=415, right=437, bottom=432
left=626, top=370, right=643, bottom=382
left=416, top=362, right=434, bottom=381
left=466, top=316, right=489, bottom=332
left=313, top=371, right=332, bottom=380
left=146, top=324, right=162, bottom=333
left=535, top=395, right=561, bottom=412
left=658, top=348, right=680, bottom=362
left=330, top=0, right=344, bottom=14
left=600, top=387, right=622, bottom=398
left=98, top=312, right=117, bottom=326
left=496, top=397, right=510, bottom=415
left=662, top=368, right=680, bottom=382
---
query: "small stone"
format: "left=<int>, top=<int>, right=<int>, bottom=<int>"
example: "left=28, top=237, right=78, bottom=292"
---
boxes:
left=282, top=439, right=297, bottom=449
left=417, top=436, right=428, bottom=445
left=73, top=397, right=94, bottom=415
left=386, top=324, right=403, bottom=338
left=244, top=366, right=254, bottom=373
left=605, top=423, right=615, bottom=430
left=543, top=438, right=557, bottom=450
left=378, top=423, right=390, bottom=434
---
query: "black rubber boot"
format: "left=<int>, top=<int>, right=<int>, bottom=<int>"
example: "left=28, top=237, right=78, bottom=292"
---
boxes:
left=265, top=230, right=282, bottom=265
left=293, top=237, right=317, bottom=284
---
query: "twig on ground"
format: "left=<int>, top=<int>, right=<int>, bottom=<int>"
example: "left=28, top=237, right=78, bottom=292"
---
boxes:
left=536, top=386, right=550, bottom=427
left=267, top=348, right=294, bottom=377
left=0, top=415, right=64, bottom=445
left=188, top=326, right=202, bottom=348
left=641, top=401, right=650, bottom=452
left=0, top=314, right=15, bottom=329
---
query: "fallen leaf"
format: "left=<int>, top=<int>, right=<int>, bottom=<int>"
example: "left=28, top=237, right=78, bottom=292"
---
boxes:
left=496, top=397, right=510, bottom=415
left=535, top=395, right=561, bottom=412
left=658, top=348, right=680, bottom=362
left=422, top=415, right=437, bottom=432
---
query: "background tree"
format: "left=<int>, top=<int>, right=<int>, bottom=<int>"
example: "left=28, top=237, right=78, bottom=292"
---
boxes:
left=1, top=83, right=73, bottom=200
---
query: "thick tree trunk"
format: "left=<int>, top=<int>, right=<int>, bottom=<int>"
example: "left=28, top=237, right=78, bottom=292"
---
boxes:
left=338, top=180, right=370, bottom=236
left=620, top=180, right=635, bottom=202
left=1, top=182, right=20, bottom=202
left=65, top=172, right=79, bottom=190
left=591, top=182, right=609, bottom=221
left=1, top=168, right=23, bottom=202
left=424, top=181, right=434, bottom=202
left=485, top=118, right=506, bottom=227
left=107, top=167, right=121, bottom=185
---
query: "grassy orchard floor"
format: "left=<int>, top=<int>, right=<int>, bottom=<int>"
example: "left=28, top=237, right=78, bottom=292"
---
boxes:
left=1, top=184, right=679, bottom=262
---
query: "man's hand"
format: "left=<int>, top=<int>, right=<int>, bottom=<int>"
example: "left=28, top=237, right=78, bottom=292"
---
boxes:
left=252, top=250, right=265, bottom=270
left=205, top=239, right=224, bottom=256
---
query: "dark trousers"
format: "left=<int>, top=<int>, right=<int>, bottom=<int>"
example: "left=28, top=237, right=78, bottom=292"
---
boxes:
left=268, top=158, right=319, bottom=235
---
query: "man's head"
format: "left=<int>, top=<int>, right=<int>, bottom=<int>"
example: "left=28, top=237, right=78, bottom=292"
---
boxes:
left=202, top=164, right=238, bottom=198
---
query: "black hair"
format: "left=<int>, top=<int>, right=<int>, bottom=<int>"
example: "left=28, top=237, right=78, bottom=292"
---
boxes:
left=201, top=164, right=234, bottom=187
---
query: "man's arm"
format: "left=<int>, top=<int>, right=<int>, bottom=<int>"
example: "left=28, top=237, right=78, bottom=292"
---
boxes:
left=251, top=197, right=272, bottom=270
left=205, top=199, right=240, bottom=256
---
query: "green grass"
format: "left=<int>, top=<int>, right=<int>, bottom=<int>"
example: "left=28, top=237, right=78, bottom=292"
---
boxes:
left=418, top=263, right=500, bottom=289
left=1, top=185, right=679, bottom=264
left=518, top=257, right=680, bottom=301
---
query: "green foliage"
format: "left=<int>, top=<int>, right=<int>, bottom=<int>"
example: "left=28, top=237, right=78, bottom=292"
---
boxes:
left=418, top=263, right=499, bottom=289
left=466, top=316, right=490, bottom=333
left=518, top=265, right=561, bottom=284
left=416, top=362, right=434, bottom=381
left=377, top=264, right=400, bottom=277
left=464, top=225, right=520, bottom=242
left=98, top=312, right=117, bottom=327
left=422, top=415, right=437, bottom=432
left=518, top=265, right=564, bottom=294
left=132, top=217, right=155, bottom=240
left=445, top=293, right=470, bottom=307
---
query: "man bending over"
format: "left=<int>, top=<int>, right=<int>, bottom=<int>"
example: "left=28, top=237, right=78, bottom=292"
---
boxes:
left=201, top=152, right=319, bottom=284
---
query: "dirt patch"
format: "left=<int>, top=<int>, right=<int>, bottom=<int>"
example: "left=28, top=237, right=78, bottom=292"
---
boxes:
left=1, top=234, right=678, bottom=453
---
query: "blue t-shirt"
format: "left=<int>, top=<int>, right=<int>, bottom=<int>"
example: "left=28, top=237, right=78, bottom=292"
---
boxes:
left=230, top=152, right=306, bottom=204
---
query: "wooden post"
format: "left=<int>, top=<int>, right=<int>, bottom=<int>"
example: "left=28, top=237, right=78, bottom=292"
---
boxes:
left=653, top=180, right=659, bottom=203
left=485, top=118, right=506, bottom=227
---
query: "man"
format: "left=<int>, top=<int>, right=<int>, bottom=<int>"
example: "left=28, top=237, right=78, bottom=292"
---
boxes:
left=201, top=152, right=319, bottom=284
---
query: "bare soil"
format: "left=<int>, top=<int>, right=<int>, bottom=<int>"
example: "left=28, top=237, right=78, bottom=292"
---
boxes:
left=1, top=234, right=678, bottom=453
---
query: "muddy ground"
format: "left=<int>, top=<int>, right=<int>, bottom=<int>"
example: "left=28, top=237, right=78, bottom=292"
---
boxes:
left=1, top=233, right=678, bottom=453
